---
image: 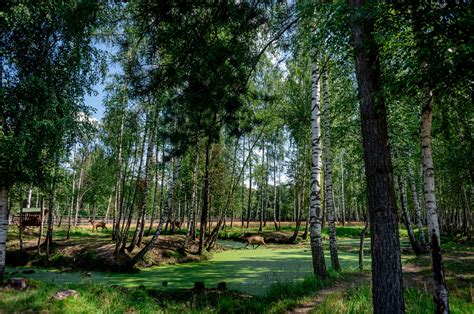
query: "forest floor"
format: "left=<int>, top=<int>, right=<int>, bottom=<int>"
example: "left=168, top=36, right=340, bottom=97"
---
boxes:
left=6, top=227, right=209, bottom=272
left=287, top=237, right=474, bottom=313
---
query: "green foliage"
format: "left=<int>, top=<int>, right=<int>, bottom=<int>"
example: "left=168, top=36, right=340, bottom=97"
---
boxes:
left=1, top=0, right=106, bottom=188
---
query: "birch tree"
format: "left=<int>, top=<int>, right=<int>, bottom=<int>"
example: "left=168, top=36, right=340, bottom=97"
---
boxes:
left=309, top=55, right=328, bottom=279
left=322, top=64, right=340, bottom=271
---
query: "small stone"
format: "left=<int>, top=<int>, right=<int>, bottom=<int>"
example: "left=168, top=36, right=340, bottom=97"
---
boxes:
left=8, top=278, right=29, bottom=290
left=53, top=289, right=79, bottom=300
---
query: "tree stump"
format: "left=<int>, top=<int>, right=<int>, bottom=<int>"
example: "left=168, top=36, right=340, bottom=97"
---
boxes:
left=217, top=282, right=227, bottom=291
left=193, top=281, right=205, bottom=291
left=8, top=278, right=29, bottom=290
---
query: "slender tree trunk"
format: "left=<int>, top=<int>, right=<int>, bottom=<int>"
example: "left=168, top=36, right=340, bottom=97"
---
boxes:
left=259, top=143, right=265, bottom=231
left=359, top=220, right=369, bottom=271
left=45, top=187, right=56, bottom=259
left=136, top=111, right=157, bottom=248
left=146, top=145, right=160, bottom=237
left=74, top=157, right=85, bottom=227
left=412, top=5, right=450, bottom=311
left=421, top=93, right=450, bottom=312
left=37, top=197, right=44, bottom=254
left=27, top=188, right=32, bottom=208
left=129, top=158, right=181, bottom=267
left=340, top=153, right=346, bottom=226
left=409, top=166, right=427, bottom=250
left=322, top=64, right=341, bottom=272
left=123, top=121, right=148, bottom=252
left=19, top=192, right=23, bottom=251
left=349, top=1, right=405, bottom=311
left=104, top=195, right=112, bottom=225
left=183, top=151, right=199, bottom=251
left=198, top=139, right=212, bottom=254
left=246, top=139, right=253, bottom=228
left=273, top=141, right=279, bottom=231
left=398, top=176, right=423, bottom=256
left=0, top=187, right=8, bottom=280
left=67, top=146, right=76, bottom=240
left=309, top=56, right=328, bottom=279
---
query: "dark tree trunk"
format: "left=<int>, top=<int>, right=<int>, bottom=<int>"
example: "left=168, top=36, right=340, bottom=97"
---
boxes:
left=349, top=0, right=405, bottom=312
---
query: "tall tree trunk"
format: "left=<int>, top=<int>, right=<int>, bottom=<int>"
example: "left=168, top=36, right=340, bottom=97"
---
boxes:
left=359, top=219, right=369, bottom=271
left=421, top=94, right=450, bottom=312
left=246, top=138, right=253, bottom=228
left=136, top=111, right=157, bottom=248
left=74, top=156, right=85, bottom=227
left=398, top=176, right=423, bottom=256
left=67, top=145, right=77, bottom=240
left=322, top=64, right=341, bottom=272
left=273, top=141, right=279, bottom=231
left=129, top=158, right=181, bottom=267
left=182, top=150, right=200, bottom=251
left=45, top=187, right=56, bottom=259
left=412, top=5, right=450, bottom=311
left=104, top=195, right=112, bottom=225
left=309, top=56, right=328, bottom=279
left=349, top=1, right=405, bottom=311
left=409, top=166, right=428, bottom=251
left=37, top=196, right=44, bottom=254
left=0, top=187, right=8, bottom=280
left=340, top=153, right=346, bottom=226
left=123, top=120, right=148, bottom=252
left=27, top=188, right=32, bottom=208
left=19, top=191, right=23, bottom=251
left=198, top=139, right=212, bottom=254
left=259, top=143, right=265, bottom=232
left=148, top=145, right=165, bottom=236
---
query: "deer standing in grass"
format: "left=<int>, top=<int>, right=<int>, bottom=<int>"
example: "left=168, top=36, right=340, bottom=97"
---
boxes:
left=89, top=219, right=107, bottom=232
left=242, top=235, right=267, bottom=249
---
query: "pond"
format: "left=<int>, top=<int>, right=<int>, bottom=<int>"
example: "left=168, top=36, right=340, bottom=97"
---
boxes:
left=6, top=241, right=372, bottom=295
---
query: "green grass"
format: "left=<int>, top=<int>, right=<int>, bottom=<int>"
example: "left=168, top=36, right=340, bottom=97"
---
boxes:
left=0, top=274, right=339, bottom=313
left=314, top=284, right=474, bottom=314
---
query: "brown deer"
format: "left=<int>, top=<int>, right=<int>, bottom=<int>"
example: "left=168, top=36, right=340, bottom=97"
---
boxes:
left=242, top=235, right=267, bottom=249
left=89, top=219, right=107, bottom=232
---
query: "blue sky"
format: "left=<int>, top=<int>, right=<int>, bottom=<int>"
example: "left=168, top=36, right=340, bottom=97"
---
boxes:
left=84, top=42, right=120, bottom=121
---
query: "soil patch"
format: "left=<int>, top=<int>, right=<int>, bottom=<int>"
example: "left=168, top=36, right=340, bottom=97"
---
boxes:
left=6, top=235, right=207, bottom=272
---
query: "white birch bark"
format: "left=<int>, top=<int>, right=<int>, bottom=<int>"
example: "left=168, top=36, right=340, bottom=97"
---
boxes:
left=322, top=64, right=340, bottom=271
left=309, top=56, right=327, bottom=278
left=409, top=166, right=427, bottom=250
left=421, top=92, right=449, bottom=312
left=27, top=189, right=32, bottom=208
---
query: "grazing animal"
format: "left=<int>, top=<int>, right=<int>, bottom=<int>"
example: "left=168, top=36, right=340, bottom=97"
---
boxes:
left=89, top=219, right=107, bottom=232
left=242, top=235, right=267, bottom=249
